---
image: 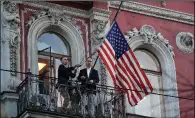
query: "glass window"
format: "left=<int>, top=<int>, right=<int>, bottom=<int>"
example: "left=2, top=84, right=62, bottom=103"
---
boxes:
left=126, top=50, right=163, bottom=117
left=133, top=50, right=161, bottom=72
left=37, top=32, right=69, bottom=55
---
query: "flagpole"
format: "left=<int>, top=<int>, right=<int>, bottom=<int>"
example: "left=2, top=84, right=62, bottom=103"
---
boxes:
left=112, top=1, right=124, bottom=24
left=92, top=1, right=123, bottom=68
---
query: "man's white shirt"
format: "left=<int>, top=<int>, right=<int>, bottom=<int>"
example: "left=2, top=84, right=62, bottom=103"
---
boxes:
left=87, top=67, right=91, bottom=78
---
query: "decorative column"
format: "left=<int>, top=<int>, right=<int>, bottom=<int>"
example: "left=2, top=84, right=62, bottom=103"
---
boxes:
left=1, top=1, right=21, bottom=91
left=1, top=2, right=20, bottom=117
left=89, top=6, right=111, bottom=88
left=89, top=3, right=111, bottom=116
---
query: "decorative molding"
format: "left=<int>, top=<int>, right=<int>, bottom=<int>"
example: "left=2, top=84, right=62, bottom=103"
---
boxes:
left=2, top=1, right=20, bottom=76
left=125, top=25, right=179, bottom=117
left=27, top=7, right=85, bottom=76
left=23, top=2, right=111, bottom=20
left=23, top=2, right=111, bottom=53
left=23, top=1, right=89, bottom=18
left=176, top=32, right=194, bottom=53
left=125, top=25, right=175, bottom=57
left=110, top=1, right=194, bottom=25
left=89, top=7, right=110, bottom=47
left=89, top=7, right=111, bottom=21
left=99, top=59, right=107, bottom=93
left=89, top=7, right=111, bottom=20
left=26, top=9, right=83, bottom=37
left=24, top=7, right=37, bottom=13
left=91, top=20, right=108, bottom=45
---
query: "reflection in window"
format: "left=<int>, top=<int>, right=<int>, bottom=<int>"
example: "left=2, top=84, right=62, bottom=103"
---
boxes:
left=37, top=33, right=69, bottom=55
left=126, top=50, right=163, bottom=117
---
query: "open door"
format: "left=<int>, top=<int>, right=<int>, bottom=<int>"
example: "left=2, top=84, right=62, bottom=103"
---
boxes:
left=38, top=57, right=50, bottom=94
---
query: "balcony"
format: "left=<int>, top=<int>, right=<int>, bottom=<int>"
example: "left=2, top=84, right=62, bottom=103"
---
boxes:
left=16, top=72, right=126, bottom=118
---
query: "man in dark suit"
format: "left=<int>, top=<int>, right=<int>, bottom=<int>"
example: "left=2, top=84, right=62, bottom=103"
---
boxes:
left=57, top=56, right=81, bottom=112
left=78, top=57, right=99, bottom=117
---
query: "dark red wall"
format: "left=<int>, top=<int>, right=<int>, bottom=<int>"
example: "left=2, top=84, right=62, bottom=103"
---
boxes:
left=110, top=6, right=194, bottom=118
left=139, top=1, right=194, bottom=14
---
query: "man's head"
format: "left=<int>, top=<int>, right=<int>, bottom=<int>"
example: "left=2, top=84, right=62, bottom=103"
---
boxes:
left=60, top=56, right=68, bottom=65
left=86, top=57, right=93, bottom=68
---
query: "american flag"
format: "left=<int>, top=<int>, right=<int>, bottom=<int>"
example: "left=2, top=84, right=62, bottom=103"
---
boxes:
left=97, top=21, right=153, bottom=106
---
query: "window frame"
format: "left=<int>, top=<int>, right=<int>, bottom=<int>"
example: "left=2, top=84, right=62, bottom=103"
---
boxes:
left=133, top=49, right=165, bottom=117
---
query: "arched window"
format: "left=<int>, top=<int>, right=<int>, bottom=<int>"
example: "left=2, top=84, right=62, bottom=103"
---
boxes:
left=125, top=25, right=179, bottom=118
left=132, top=49, right=164, bottom=117
left=38, top=32, right=70, bottom=56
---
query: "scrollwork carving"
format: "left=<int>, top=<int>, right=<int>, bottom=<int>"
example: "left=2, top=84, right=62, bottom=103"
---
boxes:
left=125, top=25, right=175, bottom=57
left=176, top=32, right=194, bottom=53
left=2, top=1, right=20, bottom=76
left=26, top=9, right=83, bottom=36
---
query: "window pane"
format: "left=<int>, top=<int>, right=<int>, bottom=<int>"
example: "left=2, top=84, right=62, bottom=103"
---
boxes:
left=134, top=50, right=160, bottom=72
left=38, top=33, right=69, bottom=55
left=125, top=74, right=162, bottom=117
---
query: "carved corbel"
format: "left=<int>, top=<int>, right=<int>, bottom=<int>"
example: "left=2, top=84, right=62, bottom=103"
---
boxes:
left=91, top=19, right=108, bottom=45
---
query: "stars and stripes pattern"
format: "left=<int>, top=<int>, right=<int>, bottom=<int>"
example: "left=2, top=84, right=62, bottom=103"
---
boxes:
left=97, top=21, right=153, bottom=106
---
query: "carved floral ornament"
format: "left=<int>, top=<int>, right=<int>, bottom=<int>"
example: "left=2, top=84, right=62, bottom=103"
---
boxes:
left=125, top=25, right=175, bottom=57
left=176, top=32, right=194, bottom=53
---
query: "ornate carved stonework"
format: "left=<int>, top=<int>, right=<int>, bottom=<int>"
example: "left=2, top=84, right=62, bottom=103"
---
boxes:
left=91, top=20, right=108, bottom=45
left=125, top=25, right=179, bottom=117
left=125, top=25, right=175, bottom=57
left=2, top=1, right=20, bottom=76
left=89, top=7, right=110, bottom=92
left=89, top=7, right=110, bottom=47
left=176, top=32, right=194, bottom=53
left=23, top=1, right=89, bottom=18
left=99, top=59, right=107, bottom=92
left=89, top=7, right=111, bottom=21
left=110, top=1, right=194, bottom=25
left=26, top=9, right=83, bottom=36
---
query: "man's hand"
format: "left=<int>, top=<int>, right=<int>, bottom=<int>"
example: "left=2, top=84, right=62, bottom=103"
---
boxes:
left=81, top=76, right=86, bottom=80
left=72, top=69, right=77, bottom=74
left=89, top=80, right=93, bottom=83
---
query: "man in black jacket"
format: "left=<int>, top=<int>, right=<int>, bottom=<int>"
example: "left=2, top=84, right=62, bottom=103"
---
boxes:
left=78, top=57, right=99, bottom=117
left=57, top=56, right=81, bottom=112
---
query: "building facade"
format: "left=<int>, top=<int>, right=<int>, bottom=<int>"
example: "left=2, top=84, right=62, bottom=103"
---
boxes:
left=1, top=1, right=194, bottom=118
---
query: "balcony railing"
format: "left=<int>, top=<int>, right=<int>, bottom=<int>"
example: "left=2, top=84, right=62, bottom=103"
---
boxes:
left=16, top=71, right=126, bottom=118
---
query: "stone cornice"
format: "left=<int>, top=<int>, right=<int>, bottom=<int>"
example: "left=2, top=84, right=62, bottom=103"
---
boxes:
left=22, top=1, right=110, bottom=20
left=110, top=1, right=194, bottom=25
left=23, top=1, right=89, bottom=18
left=89, top=7, right=111, bottom=21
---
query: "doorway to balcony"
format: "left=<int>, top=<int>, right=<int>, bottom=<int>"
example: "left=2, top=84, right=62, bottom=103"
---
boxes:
left=37, top=32, right=71, bottom=108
